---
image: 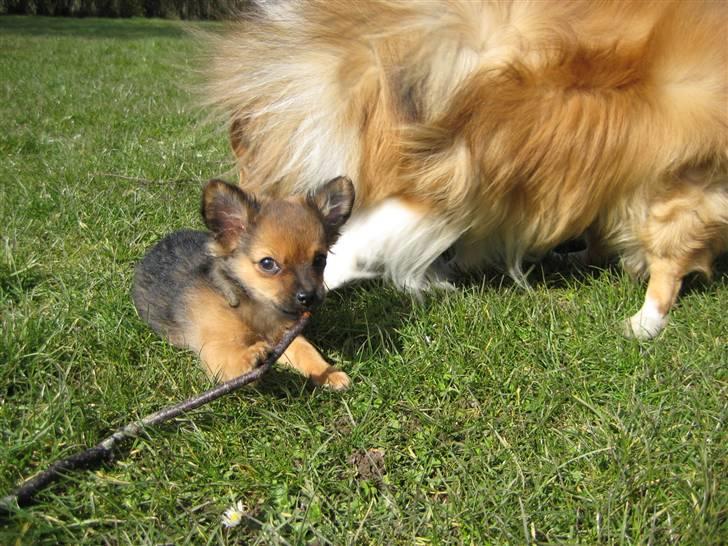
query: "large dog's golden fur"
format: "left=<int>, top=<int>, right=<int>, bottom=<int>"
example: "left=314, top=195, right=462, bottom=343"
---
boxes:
left=205, top=0, right=728, bottom=338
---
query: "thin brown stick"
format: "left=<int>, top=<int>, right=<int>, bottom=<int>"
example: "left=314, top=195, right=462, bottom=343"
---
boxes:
left=0, top=312, right=311, bottom=514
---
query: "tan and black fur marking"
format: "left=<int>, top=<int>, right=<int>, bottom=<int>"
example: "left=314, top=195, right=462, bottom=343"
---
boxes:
left=133, top=177, right=355, bottom=387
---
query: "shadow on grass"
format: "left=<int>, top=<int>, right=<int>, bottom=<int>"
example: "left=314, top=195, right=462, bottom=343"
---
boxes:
left=453, top=248, right=728, bottom=293
left=309, top=282, right=414, bottom=360
left=0, top=15, right=192, bottom=39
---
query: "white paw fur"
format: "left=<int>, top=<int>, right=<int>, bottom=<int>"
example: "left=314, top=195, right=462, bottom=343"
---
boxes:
left=325, top=198, right=462, bottom=291
left=625, top=298, right=668, bottom=340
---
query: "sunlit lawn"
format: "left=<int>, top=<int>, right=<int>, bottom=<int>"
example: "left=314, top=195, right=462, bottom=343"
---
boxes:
left=1, top=15, right=726, bottom=545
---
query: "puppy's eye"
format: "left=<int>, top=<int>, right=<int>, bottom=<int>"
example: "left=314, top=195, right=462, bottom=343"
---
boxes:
left=313, top=253, right=327, bottom=270
left=258, top=257, right=280, bottom=274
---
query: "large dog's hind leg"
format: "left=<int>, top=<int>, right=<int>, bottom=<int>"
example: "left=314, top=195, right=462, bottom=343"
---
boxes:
left=625, top=180, right=728, bottom=339
left=626, top=258, right=684, bottom=339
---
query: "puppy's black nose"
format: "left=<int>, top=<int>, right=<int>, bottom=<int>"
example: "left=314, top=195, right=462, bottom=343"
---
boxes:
left=296, top=290, right=316, bottom=307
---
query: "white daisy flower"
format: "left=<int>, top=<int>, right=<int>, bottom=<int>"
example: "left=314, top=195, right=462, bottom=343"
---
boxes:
left=221, top=500, right=246, bottom=528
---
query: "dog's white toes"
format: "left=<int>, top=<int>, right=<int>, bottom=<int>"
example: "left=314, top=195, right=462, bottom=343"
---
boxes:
left=323, top=255, right=357, bottom=290
left=624, top=306, right=668, bottom=340
left=323, top=254, right=378, bottom=291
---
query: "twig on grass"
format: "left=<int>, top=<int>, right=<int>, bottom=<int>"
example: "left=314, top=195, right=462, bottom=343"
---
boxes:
left=0, top=312, right=311, bottom=515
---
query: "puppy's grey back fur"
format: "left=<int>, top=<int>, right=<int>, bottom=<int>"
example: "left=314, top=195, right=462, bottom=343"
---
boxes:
left=133, top=230, right=212, bottom=339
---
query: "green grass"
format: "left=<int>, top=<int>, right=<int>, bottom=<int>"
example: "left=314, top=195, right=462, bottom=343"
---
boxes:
left=1, top=15, right=726, bottom=545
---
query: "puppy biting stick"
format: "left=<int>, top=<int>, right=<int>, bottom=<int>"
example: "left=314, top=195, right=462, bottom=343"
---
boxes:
left=0, top=311, right=310, bottom=515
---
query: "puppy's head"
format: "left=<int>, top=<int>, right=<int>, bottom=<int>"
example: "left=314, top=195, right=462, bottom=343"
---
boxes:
left=202, top=176, right=354, bottom=318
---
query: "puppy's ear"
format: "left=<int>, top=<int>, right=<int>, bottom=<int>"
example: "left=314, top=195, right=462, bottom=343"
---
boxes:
left=309, top=176, right=355, bottom=244
left=201, top=179, right=258, bottom=253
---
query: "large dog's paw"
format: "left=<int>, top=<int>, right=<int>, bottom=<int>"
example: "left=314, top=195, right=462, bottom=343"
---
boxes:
left=624, top=307, right=668, bottom=340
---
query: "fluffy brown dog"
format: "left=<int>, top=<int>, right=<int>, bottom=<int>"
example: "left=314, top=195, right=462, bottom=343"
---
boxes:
left=205, top=0, right=728, bottom=339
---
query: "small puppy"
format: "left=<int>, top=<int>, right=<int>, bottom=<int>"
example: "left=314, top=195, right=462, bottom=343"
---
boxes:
left=133, top=176, right=355, bottom=388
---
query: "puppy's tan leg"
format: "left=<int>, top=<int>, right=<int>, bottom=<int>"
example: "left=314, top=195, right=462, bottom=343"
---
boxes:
left=199, top=338, right=269, bottom=382
left=281, top=335, right=350, bottom=390
left=184, top=286, right=269, bottom=382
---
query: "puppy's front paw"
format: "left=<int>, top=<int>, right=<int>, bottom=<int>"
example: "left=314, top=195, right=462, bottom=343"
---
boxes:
left=314, top=368, right=351, bottom=391
left=245, top=341, right=271, bottom=367
left=326, top=370, right=351, bottom=390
